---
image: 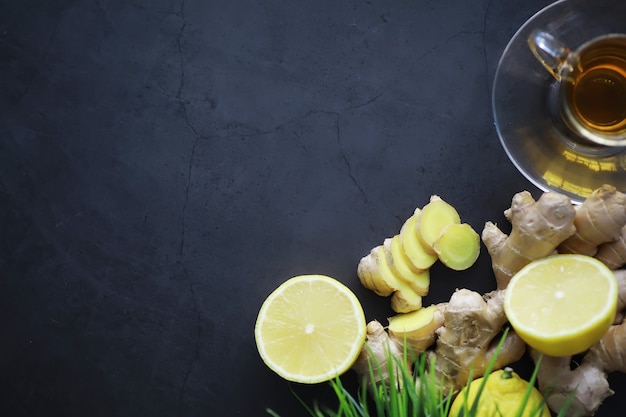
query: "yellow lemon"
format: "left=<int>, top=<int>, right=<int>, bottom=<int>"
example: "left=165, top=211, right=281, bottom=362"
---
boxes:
left=254, top=275, right=366, bottom=384
left=504, top=254, right=617, bottom=357
left=449, top=368, right=549, bottom=417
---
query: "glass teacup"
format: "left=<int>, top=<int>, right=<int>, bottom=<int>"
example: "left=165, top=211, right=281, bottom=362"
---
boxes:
left=493, top=0, right=626, bottom=203
left=529, top=30, right=626, bottom=147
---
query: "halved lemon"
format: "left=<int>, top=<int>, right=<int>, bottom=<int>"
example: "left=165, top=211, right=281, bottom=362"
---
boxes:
left=254, top=275, right=367, bottom=384
left=504, top=254, right=618, bottom=357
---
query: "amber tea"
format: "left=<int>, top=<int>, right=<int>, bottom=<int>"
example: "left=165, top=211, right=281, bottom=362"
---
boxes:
left=560, top=36, right=626, bottom=144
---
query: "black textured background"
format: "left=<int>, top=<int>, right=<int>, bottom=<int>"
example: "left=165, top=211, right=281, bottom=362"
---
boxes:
left=2, top=0, right=624, bottom=416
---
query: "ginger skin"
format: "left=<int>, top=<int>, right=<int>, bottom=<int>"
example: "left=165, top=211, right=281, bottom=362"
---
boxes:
left=613, top=269, right=626, bottom=324
left=531, top=322, right=626, bottom=417
left=482, top=191, right=576, bottom=289
left=353, top=289, right=525, bottom=397
left=558, top=184, right=626, bottom=257
left=353, top=309, right=444, bottom=391
left=595, top=225, right=626, bottom=270
left=352, top=320, right=407, bottom=391
left=484, top=186, right=626, bottom=288
left=427, top=289, right=525, bottom=395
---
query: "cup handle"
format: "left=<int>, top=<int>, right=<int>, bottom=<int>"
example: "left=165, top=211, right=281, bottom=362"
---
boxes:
left=527, top=30, right=571, bottom=81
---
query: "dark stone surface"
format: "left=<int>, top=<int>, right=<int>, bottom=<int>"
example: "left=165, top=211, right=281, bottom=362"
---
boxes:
left=2, top=0, right=624, bottom=416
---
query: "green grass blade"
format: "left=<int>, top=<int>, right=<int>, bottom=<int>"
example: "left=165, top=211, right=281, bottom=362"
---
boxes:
left=512, top=353, right=546, bottom=417
left=554, top=388, right=576, bottom=417
left=330, top=377, right=363, bottom=417
left=356, top=379, right=371, bottom=417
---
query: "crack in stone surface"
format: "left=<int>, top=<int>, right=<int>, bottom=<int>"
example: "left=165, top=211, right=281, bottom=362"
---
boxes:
left=174, top=1, right=202, bottom=414
left=178, top=138, right=198, bottom=261
left=121, top=0, right=175, bottom=15
left=334, top=115, right=369, bottom=204
left=225, top=106, right=371, bottom=204
left=227, top=87, right=387, bottom=139
left=220, top=28, right=482, bottom=139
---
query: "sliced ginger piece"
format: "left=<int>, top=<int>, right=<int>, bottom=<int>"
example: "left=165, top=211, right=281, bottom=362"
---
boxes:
left=417, top=195, right=461, bottom=254
left=388, top=304, right=442, bottom=352
left=399, top=208, right=438, bottom=270
left=358, top=245, right=395, bottom=297
left=357, top=244, right=422, bottom=313
left=388, top=304, right=440, bottom=338
left=378, top=244, right=423, bottom=313
left=388, top=235, right=430, bottom=296
left=433, top=223, right=480, bottom=271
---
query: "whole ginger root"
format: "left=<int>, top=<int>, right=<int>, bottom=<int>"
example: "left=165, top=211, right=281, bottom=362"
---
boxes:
left=353, top=289, right=525, bottom=396
left=482, top=190, right=577, bottom=289
left=558, top=184, right=626, bottom=257
left=425, top=288, right=526, bottom=395
left=352, top=309, right=444, bottom=392
left=352, top=320, right=408, bottom=392
left=483, top=185, right=626, bottom=417
left=482, top=184, right=626, bottom=290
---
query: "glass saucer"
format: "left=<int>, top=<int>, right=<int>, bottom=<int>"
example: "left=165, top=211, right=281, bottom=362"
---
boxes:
left=492, top=0, right=626, bottom=203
